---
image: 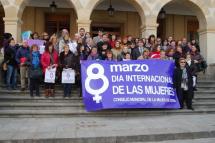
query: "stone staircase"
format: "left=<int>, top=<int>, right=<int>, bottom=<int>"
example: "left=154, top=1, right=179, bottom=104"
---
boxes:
left=0, top=80, right=214, bottom=118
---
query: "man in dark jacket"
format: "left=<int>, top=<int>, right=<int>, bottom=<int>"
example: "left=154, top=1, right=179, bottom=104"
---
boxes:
left=16, top=40, right=30, bottom=91
left=132, top=39, right=145, bottom=60
left=173, top=58, right=194, bottom=110
left=97, top=34, right=111, bottom=53
left=4, top=39, right=18, bottom=90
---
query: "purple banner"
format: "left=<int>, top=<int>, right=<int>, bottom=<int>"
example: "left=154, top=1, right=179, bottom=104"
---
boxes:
left=81, top=60, right=180, bottom=111
left=27, top=39, right=45, bottom=47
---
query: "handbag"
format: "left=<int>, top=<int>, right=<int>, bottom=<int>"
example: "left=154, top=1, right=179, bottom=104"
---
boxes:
left=2, top=60, right=9, bottom=71
left=29, top=67, right=43, bottom=79
left=62, top=68, right=75, bottom=84
left=44, top=68, right=56, bottom=83
left=2, top=62, right=7, bottom=71
left=197, top=60, right=207, bottom=72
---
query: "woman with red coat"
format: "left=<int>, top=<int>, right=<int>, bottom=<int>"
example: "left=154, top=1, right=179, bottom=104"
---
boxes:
left=41, top=42, right=58, bottom=97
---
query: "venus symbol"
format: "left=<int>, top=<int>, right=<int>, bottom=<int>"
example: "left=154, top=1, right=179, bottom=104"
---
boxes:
left=85, top=63, right=109, bottom=103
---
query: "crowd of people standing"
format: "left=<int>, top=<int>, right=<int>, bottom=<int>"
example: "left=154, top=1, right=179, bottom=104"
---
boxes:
left=1, top=28, right=207, bottom=110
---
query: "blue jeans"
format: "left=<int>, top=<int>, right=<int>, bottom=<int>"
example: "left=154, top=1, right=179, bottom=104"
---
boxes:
left=63, top=84, right=72, bottom=97
left=6, top=65, right=17, bottom=89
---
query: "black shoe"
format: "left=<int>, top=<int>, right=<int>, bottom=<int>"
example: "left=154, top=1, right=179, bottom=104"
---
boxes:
left=193, top=87, right=197, bottom=91
left=7, top=87, right=11, bottom=91
left=188, top=107, right=194, bottom=110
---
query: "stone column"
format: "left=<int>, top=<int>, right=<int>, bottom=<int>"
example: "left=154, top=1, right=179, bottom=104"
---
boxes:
left=140, top=24, right=158, bottom=38
left=199, top=29, right=215, bottom=64
left=3, top=17, right=22, bottom=42
left=77, top=19, right=92, bottom=32
left=199, top=29, right=215, bottom=79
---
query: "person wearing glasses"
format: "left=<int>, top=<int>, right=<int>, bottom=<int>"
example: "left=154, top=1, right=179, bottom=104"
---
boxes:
left=41, top=32, right=50, bottom=44
left=173, top=58, right=194, bottom=110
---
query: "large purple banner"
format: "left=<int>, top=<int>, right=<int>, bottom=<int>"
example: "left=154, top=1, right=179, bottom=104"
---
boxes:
left=81, top=60, right=180, bottom=111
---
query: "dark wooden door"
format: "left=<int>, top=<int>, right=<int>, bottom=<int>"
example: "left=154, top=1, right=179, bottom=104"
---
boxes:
left=91, top=23, right=122, bottom=37
left=45, top=14, right=70, bottom=35
left=187, top=19, right=199, bottom=41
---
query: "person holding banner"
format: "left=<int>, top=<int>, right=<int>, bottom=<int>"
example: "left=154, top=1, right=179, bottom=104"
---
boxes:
left=105, top=50, right=114, bottom=61
left=173, top=58, right=194, bottom=110
left=41, top=32, right=49, bottom=44
left=59, top=44, right=77, bottom=98
left=111, top=41, right=123, bottom=61
left=31, top=32, right=39, bottom=40
left=41, top=42, right=58, bottom=98
left=87, top=47, right=101, bottom=60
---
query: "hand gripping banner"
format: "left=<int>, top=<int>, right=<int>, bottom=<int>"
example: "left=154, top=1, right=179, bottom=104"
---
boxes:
left=81, top=60, right=180, bottom=111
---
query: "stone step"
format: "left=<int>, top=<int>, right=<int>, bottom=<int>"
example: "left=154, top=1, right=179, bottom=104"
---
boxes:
left=0, top=102, right=84, bottom=107
left=0, top=95, right=82, bottom=99
left=0, top=101, right=85, bottom=110
left=0, top=89, right=81, bottom=95
left=196, top=88, right=215, bottom=91
left=0, top=83, right=79, bottom=89
left=0, top=108, right=214, bottom=118
left=0, top=96, right=214, bottom=105
left=0, top=101, right=213, bottom=110
left=0, top=106, right=84, bottom=110
left=0, top=96, right=82, bottom=103
left=193, top=102, right=215, bottom=108
left=197, top=84, right=215, bottom=87
left=194, top=98, right=215, bottom=102
left=194, top=91, right=215, bottom=94
left=196, top=83, right=215, bottom=87
left=0, top=105, right=213, bottom=111
left=194, top=93, right=215, bottom=97
left=195, top=94, right=215, bottom=98
left=0, top=91, right=214, bottom=96
left=0, top=94, right=214, bottom=103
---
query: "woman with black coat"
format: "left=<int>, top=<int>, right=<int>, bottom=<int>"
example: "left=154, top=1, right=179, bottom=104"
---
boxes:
left=59, top=44, right=77, bottom=97
left=173, top=58, right=194, bottom=110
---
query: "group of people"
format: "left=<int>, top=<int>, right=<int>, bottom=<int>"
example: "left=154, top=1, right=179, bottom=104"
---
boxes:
left=2, top=28, right=207, bottom=110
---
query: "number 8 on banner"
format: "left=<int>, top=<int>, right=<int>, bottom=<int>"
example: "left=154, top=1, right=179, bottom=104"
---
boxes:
left=85, top=63, right=109, bottom=103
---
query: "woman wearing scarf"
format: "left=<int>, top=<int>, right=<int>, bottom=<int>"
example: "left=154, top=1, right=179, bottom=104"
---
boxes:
left=29, top=44, right=42, bottom=97
left=173, top=58, right=194, bottom=110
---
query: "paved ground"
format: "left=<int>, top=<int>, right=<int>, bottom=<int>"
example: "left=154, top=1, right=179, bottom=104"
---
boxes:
left=0, top=114, right=215, bottom=142
left=135, top=138, right=215, bottom=143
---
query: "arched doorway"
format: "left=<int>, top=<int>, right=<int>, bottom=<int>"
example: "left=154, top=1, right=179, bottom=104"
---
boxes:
left=0, top=4, right=5, bottom=46
left=20, top=0, right=77, bottom=37
left=90, top=0, right=145, bottom=38
left=157, top=0, right=206, bottom=42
